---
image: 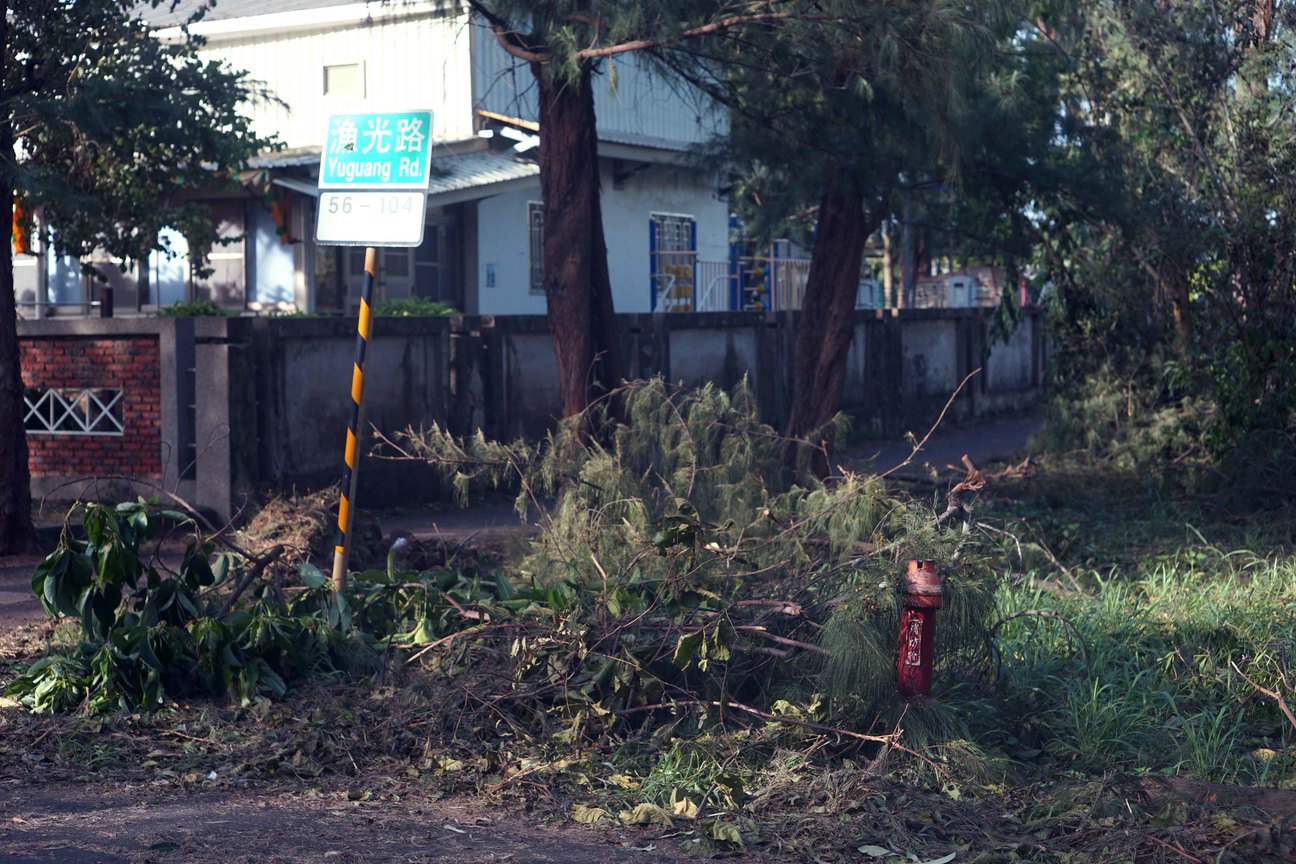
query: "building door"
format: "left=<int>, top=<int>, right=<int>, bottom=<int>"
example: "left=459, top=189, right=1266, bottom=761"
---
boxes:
left=414, top=218, right=460, bottom=310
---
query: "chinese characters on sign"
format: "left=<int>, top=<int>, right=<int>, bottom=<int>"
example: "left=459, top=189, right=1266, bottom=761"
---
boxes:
left=902, top=615, right=923, bottom=667
left=316, top=110, right=433, bottom=247
left=318, top=110, right=433, bottom=190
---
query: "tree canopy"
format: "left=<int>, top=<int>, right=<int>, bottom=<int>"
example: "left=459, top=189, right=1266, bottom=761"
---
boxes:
left=0, top=0, right=272, bottom=552
left=660, top=0, right=1020, bottom=468
left=1016, top=0, right=1296, bottom=446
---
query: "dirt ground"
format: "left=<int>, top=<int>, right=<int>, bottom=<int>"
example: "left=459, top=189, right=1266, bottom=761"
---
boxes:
left=0, top=556, right=44, bottom=633
left=0, top=783, right=689, bottom=863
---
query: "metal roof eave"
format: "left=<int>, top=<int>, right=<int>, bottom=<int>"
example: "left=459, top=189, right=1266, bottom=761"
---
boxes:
left=149, top=0, right=454, bottom=43
left=598, top=140, right=697, bottom=167
left=475, top=112, right=698, bottom=167
left=271, top=173, right=540, bottom=207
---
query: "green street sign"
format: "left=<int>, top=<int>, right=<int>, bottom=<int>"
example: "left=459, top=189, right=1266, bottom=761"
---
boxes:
left=318, top=110, right=433, bottom=190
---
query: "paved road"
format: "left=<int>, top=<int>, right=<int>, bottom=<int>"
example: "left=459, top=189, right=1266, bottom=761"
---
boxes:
left=843, top=412, right=1042, bottom=476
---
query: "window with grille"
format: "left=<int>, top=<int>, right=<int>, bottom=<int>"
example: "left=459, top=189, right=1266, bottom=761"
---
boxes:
left=528, top=202, right=544, bottom=295
left=24, top=387, right=125, bottom=436
left=650, top=213, right=697, bottom=311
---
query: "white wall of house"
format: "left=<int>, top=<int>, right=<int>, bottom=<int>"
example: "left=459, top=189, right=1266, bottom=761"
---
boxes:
left=475, top=185, right=545, bottom=316
left=200, top=7, right=474, bottom=150
left=472, top=161, right=727, bottom=316
left=193, top=5, right=727, bottom=153
left=600, top=162, right=728, bottom=313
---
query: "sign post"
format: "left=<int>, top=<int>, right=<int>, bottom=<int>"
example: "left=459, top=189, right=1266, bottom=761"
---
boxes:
left=315, top=110, right=433, bottom=592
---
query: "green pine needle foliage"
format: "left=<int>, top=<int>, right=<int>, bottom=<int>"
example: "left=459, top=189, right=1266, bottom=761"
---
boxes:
left=396, top=378, right=997, bottom=731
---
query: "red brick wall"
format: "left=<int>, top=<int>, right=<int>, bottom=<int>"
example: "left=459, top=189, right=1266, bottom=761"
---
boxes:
left=19, top=337, right=162, bottom=477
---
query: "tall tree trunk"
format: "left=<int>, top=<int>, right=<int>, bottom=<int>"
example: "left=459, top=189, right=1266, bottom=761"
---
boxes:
left=900, top=201, right=915, bottom=309
left=533, top=62, right=621, bottom=421
left=782, top=186, right=875, bottom=478
left=0, top=14, right=39, bottom=553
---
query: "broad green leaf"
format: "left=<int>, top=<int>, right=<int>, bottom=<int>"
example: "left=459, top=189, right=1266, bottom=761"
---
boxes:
left=299, top=563, right=327, bottom=590
left=673, top=631, right=702, bottom=669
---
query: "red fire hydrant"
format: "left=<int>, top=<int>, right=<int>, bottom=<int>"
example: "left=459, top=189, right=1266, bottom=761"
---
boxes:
left=896, top=559, right=944, bottom=699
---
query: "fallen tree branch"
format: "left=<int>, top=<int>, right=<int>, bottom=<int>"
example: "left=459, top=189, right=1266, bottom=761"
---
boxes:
left=1230, top=659, right=1296, bottom=734
left=733, top=625, right=830, bottom=655
left=714, top=700, right=949, bottom=778
left=932, top=465, right=986, bottom=528
left=217, top=545, right=284, bottom=617
left=614, top=698, right=947, bottom=777
left=402, top=622, right=509, bottom=665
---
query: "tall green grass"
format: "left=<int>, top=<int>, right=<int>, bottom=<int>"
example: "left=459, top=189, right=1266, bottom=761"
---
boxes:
left=989, top=548, right=1295, bottom=785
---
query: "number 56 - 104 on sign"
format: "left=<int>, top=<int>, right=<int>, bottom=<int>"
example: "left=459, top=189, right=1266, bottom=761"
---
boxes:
left=315, top=191, right=426, bottom=247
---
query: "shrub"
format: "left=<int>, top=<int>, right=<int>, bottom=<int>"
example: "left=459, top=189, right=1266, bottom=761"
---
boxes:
left=4, top=501, right=505, bottom=713
left=155, top=298, right=236, bottom=317
left=375, top=296, right=458, bottom=316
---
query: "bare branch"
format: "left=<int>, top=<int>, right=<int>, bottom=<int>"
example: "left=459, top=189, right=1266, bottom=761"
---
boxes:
left=466, top=0, right=547, bottom=63
left=878, top=368, right=982, bottom=479
left=575, top=11, right=824, bottom=61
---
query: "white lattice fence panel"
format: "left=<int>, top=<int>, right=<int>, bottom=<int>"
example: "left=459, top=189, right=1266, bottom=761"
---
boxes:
left=24, top=387, right=125, bottom=436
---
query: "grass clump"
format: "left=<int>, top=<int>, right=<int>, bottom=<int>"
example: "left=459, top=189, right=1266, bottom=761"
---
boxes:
left=990, top=552, right=1296, bottom=785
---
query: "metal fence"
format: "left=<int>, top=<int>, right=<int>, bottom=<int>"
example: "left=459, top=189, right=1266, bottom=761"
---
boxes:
left=696, top=260, right=732, bottom=312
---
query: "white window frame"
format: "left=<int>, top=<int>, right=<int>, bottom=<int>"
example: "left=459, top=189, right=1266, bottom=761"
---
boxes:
left=322, top=61, right=366, bottom=99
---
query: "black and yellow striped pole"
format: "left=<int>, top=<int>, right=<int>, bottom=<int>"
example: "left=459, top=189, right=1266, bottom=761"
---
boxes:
left=331, top=247, right=377, bottom=592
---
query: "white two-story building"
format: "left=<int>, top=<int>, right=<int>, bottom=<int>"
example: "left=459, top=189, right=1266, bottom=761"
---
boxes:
left=12, top=0, right=735, bottom=317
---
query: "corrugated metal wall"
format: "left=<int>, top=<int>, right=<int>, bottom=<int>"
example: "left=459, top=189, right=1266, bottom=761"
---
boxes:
left=201, top=11, right=726, bottom=152
left=206, top=10, right=475, bottom=149
left=470, top=23, right=728, bottom=147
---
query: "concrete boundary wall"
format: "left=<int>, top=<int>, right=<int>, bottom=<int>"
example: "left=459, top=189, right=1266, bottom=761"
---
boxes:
left=17, top=309, right=1045, bottom=519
